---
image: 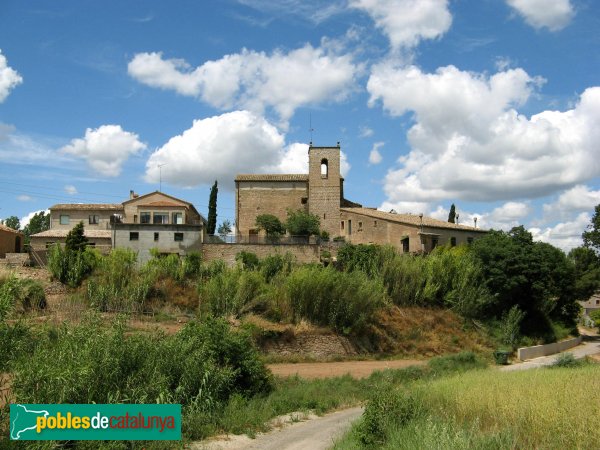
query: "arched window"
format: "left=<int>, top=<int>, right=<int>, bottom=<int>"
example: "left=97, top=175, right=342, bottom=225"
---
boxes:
left=320, top=158, right=328, bottom=178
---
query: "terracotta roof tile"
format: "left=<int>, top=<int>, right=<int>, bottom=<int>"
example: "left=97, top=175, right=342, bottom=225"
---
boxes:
left=340, top=207, right=486, bottom=232
left=30, top=229, right=112, bottom=238
left=0, top=223, right=23, bottom=235
left=50, top=204, right=124, bottom=211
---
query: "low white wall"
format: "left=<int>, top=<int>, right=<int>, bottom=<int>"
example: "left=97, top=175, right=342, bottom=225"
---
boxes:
left=517, top=336, right=582, bottom=361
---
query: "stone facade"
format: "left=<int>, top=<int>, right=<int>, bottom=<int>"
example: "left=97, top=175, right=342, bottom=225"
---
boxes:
left=202, top=243, right=320, bottom=266
left=113, top=224, right=203, bottom=264
left=308, top=146, right=341, bottom=237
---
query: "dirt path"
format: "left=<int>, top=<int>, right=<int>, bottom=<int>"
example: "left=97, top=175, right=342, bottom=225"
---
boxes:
left=191, top=407, right=363, bottom=450
left=267, top=359, right=425, bottom=379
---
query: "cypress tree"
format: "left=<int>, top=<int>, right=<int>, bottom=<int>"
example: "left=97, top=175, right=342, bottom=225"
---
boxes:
left=448, top=204, right=456, bottom=223
left=207, top=180, right=218, bottom=235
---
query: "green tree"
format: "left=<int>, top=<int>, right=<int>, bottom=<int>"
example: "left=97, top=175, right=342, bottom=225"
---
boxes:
left=207, top=180, right=218, bottom=235
left=2, top=216, right=20, bottom=230
left=255, top=214, right=285, bottom=239
left=217, top=219, right=232, bottom=237
left=65, top=221, right=88, bottom=252
left=583, top=204, right=600, bottom=254
left=285, top=209, right=320, bottom=237
left=448, top=204, right=456, bottom=223
left=568, top=246, right=600, bottom=300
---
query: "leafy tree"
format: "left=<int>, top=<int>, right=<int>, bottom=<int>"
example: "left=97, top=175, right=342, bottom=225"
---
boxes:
left=2, top=216, right=20, bottom=230
left=583, top=204, right=600, bottom=254
left=471, top=226, right=579, bottom=339
left=207, top=180, right=218, bottom=235
left=448, top=204, right=456, bottom=223
left=217, top=219, right=232, bottom=237
left=285, top=209, right=320, bottom=237
left=23, top=211, right=50, bottom=243
left=568, top=246, right=600, bottom=300
left=255, top=214, right=285, bottom=239
left=65, top=221, right=88, bottom=252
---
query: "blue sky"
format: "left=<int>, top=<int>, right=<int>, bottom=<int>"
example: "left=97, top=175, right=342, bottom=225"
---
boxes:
left=1, top=0, right=599, bottom=249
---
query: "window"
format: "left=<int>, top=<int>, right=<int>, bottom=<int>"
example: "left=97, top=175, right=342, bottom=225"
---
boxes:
left=348, top=220, right=352, bottom=235
left=467, top=237, right=474, bottom=245
left=320, top=158, right=328, bottom=178
left=172, top=212, right=183, bottom=225
left=432, top=238, right=438, bottom=250
left=402, top=237, right=409, bottom=253
left=341, top=221, right=345, bottom=230
left=133, top=215, right=138, bottom=224
left=154, top=232, right=159, bottom=242
left=358, top=221, right=363, bottom=231
left=301, top=197, right=308, bottom=205
left=174, top=232, right=184, bottom=242
left=374, top=220, right=377, bottom=228
left=86, top=242, right=96, bottom=247
left=89, top=215, right=99, bottom=225
left=129, top=232, right=139, bottom=241
left=153, top=213, right=169, bottom=224
left=60, top=215, right=70, bottom=225
left=596, top=300, right=599, bottom=305
left=450, top=237, right=457, bottom=247
left=45, top=242, right=55, bottom=249
left=323, top=213, right=326, bottom=219
left=140, top=212, right=151, bottom=224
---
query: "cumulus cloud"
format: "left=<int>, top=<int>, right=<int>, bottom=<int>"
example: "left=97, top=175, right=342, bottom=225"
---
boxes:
left=369, top=141, right=384, bottom=164
left=64, top=185, right=78, bottom=195
left=128, top=43, right=358, bottom=126
left=349, top=0, right=452, bottom=50
left=367, top=63, right=600, bottom=207
left=20, top=209, right=49, bottom=229
left=145, top=110, right=349, bottom=189
left=506, top=0, right=574, bottom=31
left=0, top=50, right=22, bottom=102
left=60, top=125, right=146, bottom=177
left=542, top=185, right=600, bottom=221
left=17, top=195, right=32, bottom=202
left=530, top=212, right=589, bottom=251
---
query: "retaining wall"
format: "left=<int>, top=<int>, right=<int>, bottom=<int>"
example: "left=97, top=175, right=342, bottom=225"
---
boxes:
left=517, top=336, right=582, bottom=360
left=202, top=243, right=320, bottom=266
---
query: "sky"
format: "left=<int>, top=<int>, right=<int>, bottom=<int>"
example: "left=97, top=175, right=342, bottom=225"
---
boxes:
left=0, top=0, right=599, bottom=250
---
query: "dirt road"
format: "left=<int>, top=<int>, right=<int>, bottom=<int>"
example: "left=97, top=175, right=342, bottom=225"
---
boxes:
left=267, top=359, right=425, bottom=379
left=192, top=407, right=363, bottom=450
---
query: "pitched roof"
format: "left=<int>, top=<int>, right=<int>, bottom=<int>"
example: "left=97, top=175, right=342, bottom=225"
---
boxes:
left=50, top=204, right=124, bottom=211
left=340, top=207, right=487, bottom=232
left=122, top=190, right=191, bottom=206
left=141, top=201, right=186, bottom=207
left=235, top=174, right=309, bottom=182
left=30, top=229, right=112, bottom=239
left=0, top=223, right=24, bottom=235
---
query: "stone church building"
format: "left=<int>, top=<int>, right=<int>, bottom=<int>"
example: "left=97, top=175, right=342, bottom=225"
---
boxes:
left=235, top=144, right=486, bottom=253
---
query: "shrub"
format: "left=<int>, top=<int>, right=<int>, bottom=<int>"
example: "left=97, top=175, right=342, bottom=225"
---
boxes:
left=47, top=244, right=98, bottom=287
left=235, top=251, right=260, bottom=271
left=500, top=305, right=525, bottom=349
left=260, top=253, right=293, bottom=282
left=198, top=269, right=266, bottom=317
left=255, top=214, right=285, bottom=239
left=0, top=275, right=46, bottom=313
left=285, top=209, right=320, bottom=237
left=552, top=352, right=581, bottom=368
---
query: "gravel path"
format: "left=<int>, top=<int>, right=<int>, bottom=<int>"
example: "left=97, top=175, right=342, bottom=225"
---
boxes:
left=191, top=407, right=363, bottom=450
left=500, top=340, right=600, bottom=371
left=267, top=359, right=425, bottom=379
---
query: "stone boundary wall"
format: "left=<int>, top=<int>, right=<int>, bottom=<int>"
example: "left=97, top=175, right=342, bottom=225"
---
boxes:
left=261, top=333, right=357, bottom=358
left=517, top=336, right=582, bottom=361
left=202, top=243, right=320, bottom=266
left=1, top=253, right=31, bottom=266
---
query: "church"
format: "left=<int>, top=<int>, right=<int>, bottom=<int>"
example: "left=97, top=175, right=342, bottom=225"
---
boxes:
left=235, top=144, right=486, bottom=253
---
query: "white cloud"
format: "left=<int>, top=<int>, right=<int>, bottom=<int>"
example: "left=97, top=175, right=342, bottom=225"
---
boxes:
left=506, top=0, right=574, bottom=31
left=367, top=63, right=600, bottom=206
left=64, top=185, right=78, bottom=195
left=0, top=50, right=22, bottom=102
left=349, top=0, right=452, bottom=50
left=542, top=185, right=600, bottom=220
left=530, top=212, right=589, bottom=251
left=20, top=209, right=49, bottom=229
left=17, top=195, right=32, bottom=202
left=369, top=141, right=384, bottom=164
left=145, top=110, right=349, bottom=189
left=359, top=126, right=374, bottom=138
left=128, top=43, right=358, bottom=126
left=235, top=0, right=346, bottom=25
left=60, top=125, right=146, bottom=177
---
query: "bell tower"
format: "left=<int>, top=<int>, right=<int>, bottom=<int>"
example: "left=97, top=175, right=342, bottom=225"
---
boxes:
left=308, top=143, right=341, bottom=238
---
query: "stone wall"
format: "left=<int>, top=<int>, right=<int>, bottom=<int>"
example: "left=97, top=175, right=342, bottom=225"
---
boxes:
left=0, top=229, right=23, bottom=258
left=202, top=243, right=320, bottom=266
left=261, top=333, right=357, bottom=358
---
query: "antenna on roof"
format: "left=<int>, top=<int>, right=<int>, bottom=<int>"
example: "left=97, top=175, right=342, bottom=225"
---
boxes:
left=309, top=113, right=314, bottom=145
left=158, top=163, right=167, bottom=192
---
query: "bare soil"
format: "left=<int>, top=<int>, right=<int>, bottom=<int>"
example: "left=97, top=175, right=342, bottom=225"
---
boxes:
left=267, top=359, right=425, bottom=379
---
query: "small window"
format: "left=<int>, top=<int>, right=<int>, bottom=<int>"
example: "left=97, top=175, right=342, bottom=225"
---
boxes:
left=86, top=242, right=96, bottom=247
left=450, top=237, right=456, bottom=247
left=341, top=221, right=345, bottom=230
left=320, top=158, right=328, bottom=178
left=323, top=213, right=326, bottom=219
left=432, top=238, right=438, bottom=249
left=174, top=232, right=184, bottom=242
left=140, top=212, right=151, bottom=224
left=467, top=237, right=474, bottom=245
left=153, top=213, right=169, bottom=224
left=130, top=232, right=139, bottom=241
left=358, top=221, right=363, bottom=231
left=301, top=197, right=308, bottom=205
left=172, top=212, right=183, bottom=225
left=89, top=215, right=99, bottom=225
left=45, top=242, right=55, bottom=249
left=374, top=220, right=377, bottom=228
left=60, top=215, right=69, bottom=225
left=596, top=300, right=600, bottom=305
left=154, top=232, right=159, bottom=242
left=402, top=237, right=409, bottom=253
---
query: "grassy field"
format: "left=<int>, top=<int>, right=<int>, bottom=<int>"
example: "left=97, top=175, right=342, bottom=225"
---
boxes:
left=335, top=363, right=600, bottom=449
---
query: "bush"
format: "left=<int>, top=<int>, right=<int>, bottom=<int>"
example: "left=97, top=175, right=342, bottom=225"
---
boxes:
left=552, top=352, right=581, bottom=368
left=0, top=275, right=46, bottom=314
left=47, top=244, right=98, bottom=287
left=198, top=269, right=266, bottom=317
left=236, top=251, right=260, bottom=271
left=260, top=253, right=293, bottom=282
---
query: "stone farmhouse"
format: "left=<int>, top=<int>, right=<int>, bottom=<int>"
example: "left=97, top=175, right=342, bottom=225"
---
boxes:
left=0, top=223, right=24, bottom=258
left=30, top=191, right=206, bottom=263
left=236, top=144, right=486, bottom=252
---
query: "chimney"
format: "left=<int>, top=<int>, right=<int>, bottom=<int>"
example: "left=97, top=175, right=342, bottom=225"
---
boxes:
left=130, top=190, right=138, bottom=199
